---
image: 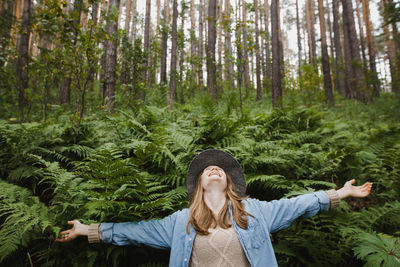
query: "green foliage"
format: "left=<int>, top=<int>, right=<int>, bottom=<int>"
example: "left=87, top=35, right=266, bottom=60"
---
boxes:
left=353, top=232, right=400, bottom=267
left=0, top=95, right=399, bottom=266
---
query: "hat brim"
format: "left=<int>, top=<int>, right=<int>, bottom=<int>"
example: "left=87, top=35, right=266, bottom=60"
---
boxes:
left=186, top=149, right=246, bottom=201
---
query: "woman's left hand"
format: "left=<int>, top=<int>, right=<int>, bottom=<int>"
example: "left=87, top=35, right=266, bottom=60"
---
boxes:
left=336, top=179, right=372, bottom=199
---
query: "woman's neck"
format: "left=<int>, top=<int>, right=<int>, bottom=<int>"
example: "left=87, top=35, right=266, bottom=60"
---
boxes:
left=203, top=189, right=227, bottom=216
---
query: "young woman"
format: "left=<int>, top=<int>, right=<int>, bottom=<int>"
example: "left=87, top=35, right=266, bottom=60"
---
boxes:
left=57, top=149, right=372, bottom=267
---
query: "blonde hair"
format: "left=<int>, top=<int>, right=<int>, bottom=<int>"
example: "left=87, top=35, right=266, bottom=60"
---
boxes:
left=186, top=173, right=250, bottom=235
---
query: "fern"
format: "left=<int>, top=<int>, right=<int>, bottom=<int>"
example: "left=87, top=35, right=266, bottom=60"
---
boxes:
left=353, top=232, right=400, bottom=267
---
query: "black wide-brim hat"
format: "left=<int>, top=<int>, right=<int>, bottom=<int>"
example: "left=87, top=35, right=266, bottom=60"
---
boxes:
left=186, top=149, right=246, bottom=202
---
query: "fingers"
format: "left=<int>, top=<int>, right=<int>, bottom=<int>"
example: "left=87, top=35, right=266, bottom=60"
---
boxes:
left=60, top=230, right=70, bottom=235
left=349, top=179, right=356, bottom=185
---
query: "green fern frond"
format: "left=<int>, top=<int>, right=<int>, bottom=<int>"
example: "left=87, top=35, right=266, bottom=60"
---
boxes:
left=353, top=232, right=400, bottom=267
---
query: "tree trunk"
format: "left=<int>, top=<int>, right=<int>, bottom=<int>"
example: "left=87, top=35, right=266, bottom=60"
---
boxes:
left=254, top=0, right=262, bottom=100
left=168, top=0, right=178, bottom=107
left=190, top=0, right=196, bottom=86
left=242, top=0, right=250, bottom=98
left=271, top=0, right=282, bottom=108
left=325, top=0, right=334, bottom=61
left=361, top=0, right=379, bottom=96
left=306, top=0, right=317, bottom=70
left=118, top=0, right=124, bottom=28
left=124, top=0, right=132, bottom=35
left=129, top=0, right=136, bottom=42
left=198, top=0, right=204, bottom=87
left=295, top=0, right=302, bottom=78
left=355, top=0, right=367, bottom=63
left=341, top=0, right=368, bottom=101
left=103, top=0, right=120, bottom=111
left=264, top=0, right=271, bottom=88
left=16, top=0, right=31, bottom=121
left=156, top=0, right=160, bottom=35
left=178, top=2, right=185, bottom=102
left=332, top=0, right=346, bottom=96
left=207, top=0, right=218, bottom=100
left=217, top=0, right=223, bottom=91
left=160, top=0, right=169, bottom=84
left=317, top=0, right=334, bottom=104
left=142, top=0, right=151, bottom=96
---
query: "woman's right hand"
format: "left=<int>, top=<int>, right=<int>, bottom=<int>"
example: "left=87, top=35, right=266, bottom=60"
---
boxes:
left=56, top=220, right=89, bottom=242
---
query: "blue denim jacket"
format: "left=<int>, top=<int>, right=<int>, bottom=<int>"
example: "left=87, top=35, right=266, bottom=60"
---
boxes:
left=100, top=191, right=330, bottom=267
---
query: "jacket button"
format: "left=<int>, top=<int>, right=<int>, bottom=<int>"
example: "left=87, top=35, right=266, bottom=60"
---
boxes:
left=184, top=258, right=187, bottom=262
left=189, top=238, right=192, bottom=241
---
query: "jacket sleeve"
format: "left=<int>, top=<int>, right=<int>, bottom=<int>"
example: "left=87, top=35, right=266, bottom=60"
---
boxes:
left=257, top=191, right=330, bottom=233
left=99, top=210, right=179, bottom=249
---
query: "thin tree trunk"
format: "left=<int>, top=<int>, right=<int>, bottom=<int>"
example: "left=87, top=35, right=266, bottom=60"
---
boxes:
left=190, top=0, right=196, bottom=87
left=207, top=0, right=218, bottom=100
left=242, top=0, right=250, bottom=98
left=178, top=3, right=185, bottom=102
left=103, top=0, right=120, bottom=111
left=317, top=0, right=334, bottom=104
left=264, top=0, right=271, bottom=89
left=160, top=0, right=169, bottom=84
left=156, top=0, right=160, bottom=35
left=332, top=0, right=346, bottom=96
left=236, top=0, right=243, bottom=89
left=306, top=0, right=317, bottom=70
left=259, top=4, right=266, bottom=81
left=129, top=0, right=136, bottom=42
left=217, top=0, right=223, bottom=91
left=355, top=0, right=367, bottom=63
left=168, top=0, right=178, bottom=107
left=361, top=0, right=379, bottom=96
left=254, top=0, right=262, bottom=100
left=142, top=0, right=151, bottom=96
left=271, top=0, right=282, bottom=108
left=325, top=0, right=334, bottom=61
left=198, top=0, right=204, bottom=87
left=118, top=0, right=124, bottom=28
left=296, top=0, right=302, bottom=77
left=341, top=0, right=367, bottom=101
left=16, top=0, right=31, bottom=121
left=124, top=0, right=132, bottom=35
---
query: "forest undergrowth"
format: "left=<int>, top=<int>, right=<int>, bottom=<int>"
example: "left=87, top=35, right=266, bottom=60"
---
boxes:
left=0, top=92, right=400, bottom=266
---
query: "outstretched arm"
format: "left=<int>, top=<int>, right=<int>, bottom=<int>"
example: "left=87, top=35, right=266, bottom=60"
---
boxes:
left=258, top=179, right=372, bottom=233
left=56, top=210, right=181, bottom=249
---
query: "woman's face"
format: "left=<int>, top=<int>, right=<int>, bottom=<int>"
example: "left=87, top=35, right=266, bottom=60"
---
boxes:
left=200, top=165, right=227, bottom=192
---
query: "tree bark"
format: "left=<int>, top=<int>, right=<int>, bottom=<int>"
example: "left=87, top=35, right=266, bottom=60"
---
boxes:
left=129, top=0, right=136, bottom=42
left=332, top=0, right=346, bottom=96
left=317, top=0, right=334, bottom=104
left=124, top=0, right=132, bottom=35
left=254, top=0, right=262, bottom=100
left=156, top=0, right=160, bottom=35
left=295, top=0, right=302, bottom=78
left=198, top=0, right=204, bottom=87
left=325, top=0, right=334, bottom=61
left=217, top=0, right=223, bottom=90
left=142, top=0, right=151, bottom=96
left=16, top=0, right=31, bottom=121
left=361, top=0, right=379, bottom=96
left=190, top=0, right=196, bottom=86
left=306, top=0, right=317, bottom=70
left=160, top=0, right=169, bottom=84
left=207, top=0, right=218, bottom=100
left=341, top=0, right=368, bottom=101
left=271, top=0, right=282, bottom=108
left=167, top=0, right=178, bottom=107
left=355, top=0, right=367, bottom=63
left=264, top=0, right=271, bottom=88
left=242, top=0, right=250, bottom=97
left=103, top=0, right=120, bottom=111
